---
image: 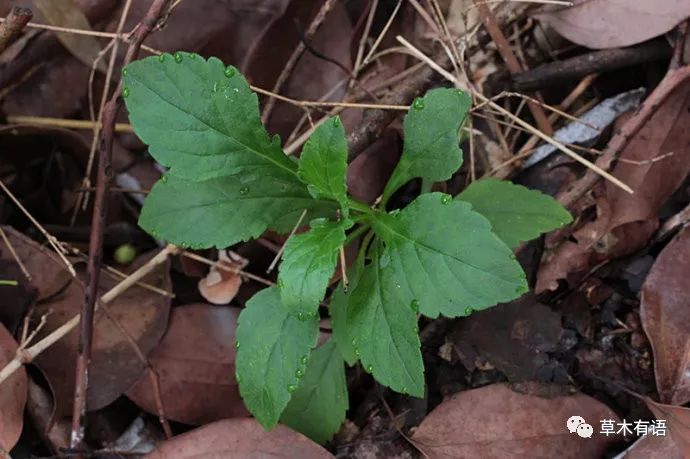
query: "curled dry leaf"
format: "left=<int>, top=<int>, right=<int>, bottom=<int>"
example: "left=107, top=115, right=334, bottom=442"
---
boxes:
left=0, top=227, right=171, bottom=416
left=0, top=323, right=27, bottom=452
left=644, top=397, right=690, bottom=456
left=411, top=383, right=619, bottom=458
left=537, top=82, right=690, bottom=293
left=534, top=0, right=690, bottom=49
left=198, top=251, right=248, bottom=305
left=126, top=303, right=249, bottom=425
left=144, top=418, right=334, bottom=459
left=641, top=226, right=690, bottom=405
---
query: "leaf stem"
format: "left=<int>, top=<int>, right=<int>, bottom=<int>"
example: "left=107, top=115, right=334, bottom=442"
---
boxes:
left=344, top=225, right=370, bottom=247
left=348, top=198, right=374, bottom=215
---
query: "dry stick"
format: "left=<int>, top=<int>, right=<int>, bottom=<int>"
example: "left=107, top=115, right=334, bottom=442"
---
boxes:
left=70, top=0, right=172, bottom=449
left=0, top=226, right=30, bottom=279
left=5, top=115, right=134, bottom=132
left=0, top=245, right=178, bottom=386
left=557, top=63, right=690, bottom=208
left=261, top=0, right=338, bottom=124
left=0, top=180, right=76, bottom=276
left=0, top=6, right=32, bottom=52
left=395, top=35, right=633, bottom=195
left=180, top=251, right=274, bottom=286
left=474, top=0, right=552, bottom=135
left=267, top=209, right=308, bottom=273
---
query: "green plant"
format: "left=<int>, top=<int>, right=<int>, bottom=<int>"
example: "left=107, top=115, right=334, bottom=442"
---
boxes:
left=122, top=52, right=572, bottom=442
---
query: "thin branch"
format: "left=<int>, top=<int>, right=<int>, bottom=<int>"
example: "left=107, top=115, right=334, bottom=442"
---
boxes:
left=0, top=6, right=32, bottom=52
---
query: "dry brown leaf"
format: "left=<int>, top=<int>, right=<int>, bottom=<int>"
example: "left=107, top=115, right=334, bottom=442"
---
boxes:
left=0, top=227, right=171, bottom=416
left=411, top=383, right=620, bottom=458
left=641, top=226, right=690, bottom=405
left=534, top=0, right=690, bottom=49
left=644, top=397, right=690, bottom=456
left=33, top=0, right=105, bottom=71
left=622, top=433, right=683, bottom=459
left=126, top=303, right=248, bottom=425
left=537, top=82, right=690, bottom=293
left=0, top=323, right=27, bottom=452
left=144, top=418, right=334, bottom=459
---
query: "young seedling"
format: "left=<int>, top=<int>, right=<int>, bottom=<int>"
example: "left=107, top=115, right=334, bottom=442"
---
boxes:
left=122, top=51, right=572, bottom=443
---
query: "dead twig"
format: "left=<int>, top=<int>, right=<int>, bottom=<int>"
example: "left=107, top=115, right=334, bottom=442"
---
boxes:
left=71, top=0, right=172, bottom=449
left=0, top=6, right=32, bottom=53
left=261, top=0, right=338, bottom=124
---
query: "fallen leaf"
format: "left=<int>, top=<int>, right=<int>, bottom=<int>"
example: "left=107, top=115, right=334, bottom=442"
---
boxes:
left=144, top=418, right=334, bottom=458
left=0, top=227, right=171, bottom=416
left=621, top=434, right=683, bottom=458
left=198, top=251, right=247, bottom=305
left=641, top=226, right=690, bottom=405
left=450, top=296, right=566, bottom=383
left=644, top=397, right=690, bottom=456
left=0, top=323, right=28, bottom=452
left=126, top=303, right=248, bottom=425
left=534, top=0, right=690, bottom=49
left=412, top=383, right=620, bottom=458
left=537, top=82, right=690, bottom=293
left=33, top=0, right=105, bottom=70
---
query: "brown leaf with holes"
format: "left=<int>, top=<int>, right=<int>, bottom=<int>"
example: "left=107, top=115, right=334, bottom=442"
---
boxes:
left=411, top=383, right=620, bottom=458
left=644, top=397, right=690, bottom=456
left=0, top=227, right=171, bottom=416
left=534, top=0, right=690, bottom=49
left=0, top=323, right=27, bottom=451
left=537, top=81, right=690, bottom=293
left=127, top=303, right=248, bottom=425
left=641, top=226, right=690, bottom=405
left=144, top=418, right=334, bottom=458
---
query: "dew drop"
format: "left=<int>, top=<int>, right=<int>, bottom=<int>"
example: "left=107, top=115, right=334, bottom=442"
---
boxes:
left=224, top=66, right=236, bottom=78
left=239, top=186, right=249, bottom=195
left=158, top=53, right=166, bottom=62
left=410, top=299, right=420, bottom=312
left=332, top=117, right=340, bottom=127
left=395, top=282, right=401, bottom=289
left=189, top=53, right=198, bottom=60
left=174, top=52, right=183, bottom=63
left=296, top=368, right=304, bottom=378
left=366, top=364, right=373, bottom=373
left=509, top=253, right=517, bottom=260
left=122, top=87, right=130, bottom=98
left=297, top=312, right=306, bottom=321
left=401, top=387, right=408, bottom=395
left=212, top=82, right=219, bottom=93
left=151, top=229, right=159, bottom=238
left=235, top=372, right=241, bottom=384
left=121, top=68, right=128, bottom=77
left=235, top=340, right=240, bottom=349
left=280, top=184, right=288, bottom=192
left=413, top=325, right=419, bottom=334
left=413, top=98, right=425, bottom=110
left=351, top=338, right=357, bottom=346
left=300, top=355, right=308, bottom=365
left=354, top=348, right=361, bottom=357
left=233, top=88, right=239, bottom=93
left=464, top=306, right=472, bottom=315
left=277, top=279, right=285, bottom=289
left=288, top=384, right=297, bottom=393
left=161, top=175, right=168, bottom=183
left=441, top=194, right=452, bottom=205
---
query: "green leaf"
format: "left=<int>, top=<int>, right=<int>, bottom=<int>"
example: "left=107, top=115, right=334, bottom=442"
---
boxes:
left=456, top=178, right=572, bottom=248
left=371, top=193, right=528, bottom=318
left=298, top=117, right=349, bottom=215
left=280, top=339, right=348, bottom=443
left=139, top=174, right=335, bottom=248
left=123, top=52, right=297, bottom=182
left=278, top=219, right=347, bottom=315
left=347, top=240, right=424, bottom=397
left=329, top=246, right=367, bottom=366
left=382, top=88, right=472, bottom=201
left=235, top=287, right=318, bottom=429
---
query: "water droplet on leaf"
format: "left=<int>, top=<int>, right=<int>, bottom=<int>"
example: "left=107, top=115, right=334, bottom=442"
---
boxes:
left=287, top=384, right=296, bottom=393
left=351, top=338, right=357, bottom=346
left=189, top=53, right=198, bottom=59
left=300, top=355, right=308, bottom=365
left=158, top=54, right=166, bottom=62
left=160, top=175, right=168, bottom=183
left=441, top=194, right=452, bottom=204
left=297, top=312, right=306, bottom=321
left=354, top=348, right=361, bottom=357
left=410, top=299, right=420, bottom=312
left=464, top=307, right=472, bottom=315
left=296, top=369, right=304, bottom=378
left=239, top=186, right=249, bottom=195
left=235, top=341, right=240, bottom=349
left=366, top=365, right=373, bottom=373
left=413, top=98, right=425, bottom=110
left=212, top=82, right=219, bottom=93
left=401, top=387, right=408, bottom=395
left=332, top=117, right=340, bottom=127
left=277, top=279, right=284, bottom=289
left=122, top=87, right=130, bottom=98
left=413, top=325, right=419, bottom=334
left=224, top=66, right=236, bottom=78
left=121, top=68, right=128, bottom=77
left=174, top=52, right=183, bottom=63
